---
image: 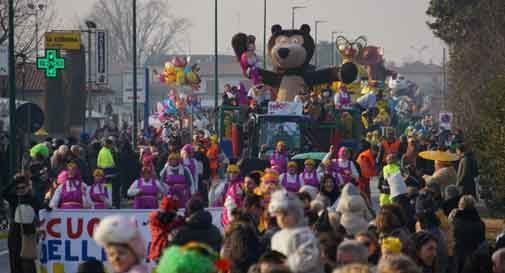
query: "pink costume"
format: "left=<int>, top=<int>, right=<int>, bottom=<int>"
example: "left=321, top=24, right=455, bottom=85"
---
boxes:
left=89, top=182, right=108, bottom=209
left=211, top=177, right=241, bottom=208
left=221, top=181, right=244, bottom=227
left=332, top=147, right=354, bottom=187
left=239, top=35, right=261, bottom=85
left=163, top=165, right=190, bottom=209
left=300, top=169, right=319, bottom=188
left=133, top=178, right=159, bottom=209
left=335, top=86, right=352, bottom=110
left=281, top=173, right=302, bottom=193
left=270, top=152, right=287, bottom=174
left=59, top=180, right=84, bottom=209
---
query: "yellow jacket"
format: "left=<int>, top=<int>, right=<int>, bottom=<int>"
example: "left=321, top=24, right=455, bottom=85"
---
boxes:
left=97, top=147, right=115, bottom=169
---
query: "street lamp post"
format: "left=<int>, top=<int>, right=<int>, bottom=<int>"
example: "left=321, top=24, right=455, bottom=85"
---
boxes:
left=83, top=20, right=97, bottom=134
left=214, top=0, right=219, bottom=132
left=27, top=3, right=45, bottom=57
left=291, top=6, right=306, bottom=29
left=8, top=0, right=16, bottom=180
left=132, top=0, right=138, bottom=148
left=263, top=0, right=267, bottom=69
left=331, top=31, right=340, bottom=66
left=314, top=20, right=327, bottom=67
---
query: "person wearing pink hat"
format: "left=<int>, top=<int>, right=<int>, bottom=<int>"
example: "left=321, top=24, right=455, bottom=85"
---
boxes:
left=180, top=144, right=203, bottom=195
left=93, top=215, right=148, bottom=273
left=49, top=162, right=91, bottom=209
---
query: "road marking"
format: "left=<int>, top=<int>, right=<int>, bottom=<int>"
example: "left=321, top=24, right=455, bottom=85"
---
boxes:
left=0, top=250, right=8, bottom=256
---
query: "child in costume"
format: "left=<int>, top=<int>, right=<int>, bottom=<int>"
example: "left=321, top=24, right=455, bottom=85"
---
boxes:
left=209, top=164, right=241, bottom=207
left=279, top=161, right=302, bottom=193
left=325, top=146, right=359, bottom=188
left=270, top=141, right=288, bottom=174
left=148, top=196, right=184, bottom=262
left=221, top=168, right=252, bottom=227
left=180, top=144, right=203, bottom=195
left=93, top=215, right=148, bottom=273
left=157, top=242, right=229, bottom=273
left=128, top=166, right=166, bottom=209
left=160, top=153, right=194, bottom=209
left=88, top=169, right=112, bottom=209
left=299, top=159, right=320, bottom=190
left=49, top=161, right=91, bottom=209
left=268, top=190, right=323, bottom=273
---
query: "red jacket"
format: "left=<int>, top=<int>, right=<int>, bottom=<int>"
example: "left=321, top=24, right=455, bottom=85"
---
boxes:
left=148, top=210, right=184, bottom=261
left=357, top=149, right=377, bottom=178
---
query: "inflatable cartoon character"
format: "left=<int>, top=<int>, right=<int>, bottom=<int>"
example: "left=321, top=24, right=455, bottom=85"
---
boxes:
left=232, top=34, right=262, bottom=85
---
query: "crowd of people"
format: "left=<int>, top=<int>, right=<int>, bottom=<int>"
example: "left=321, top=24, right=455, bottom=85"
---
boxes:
left=2, top=111, right=505, bottom=273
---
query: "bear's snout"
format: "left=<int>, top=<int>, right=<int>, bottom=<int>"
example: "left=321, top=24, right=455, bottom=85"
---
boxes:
left=277, top=48, right=290, bottom=59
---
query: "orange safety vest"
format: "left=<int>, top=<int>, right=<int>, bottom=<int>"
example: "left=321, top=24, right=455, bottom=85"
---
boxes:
left=382, top=140, right=401, bottom=162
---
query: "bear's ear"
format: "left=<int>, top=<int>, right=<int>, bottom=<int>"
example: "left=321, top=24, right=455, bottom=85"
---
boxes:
left=300, top=24, right=311, bottom=34
left=271, top=24, right=282, bottom=35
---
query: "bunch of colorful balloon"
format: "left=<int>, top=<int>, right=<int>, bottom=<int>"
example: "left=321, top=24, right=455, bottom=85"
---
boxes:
left=156, top=90, right=202, bottom=123
left=158, top=57, right=202, bottom=90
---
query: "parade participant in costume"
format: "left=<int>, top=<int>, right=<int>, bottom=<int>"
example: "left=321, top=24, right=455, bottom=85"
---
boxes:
left=326, top=146, right=359, bottom=188
left=128, top=166, right=166, bottom=209
left=356, top=144, right=378, bottom=201
left=209, top=164, right=241, bottom=207
left=206, top=135, right=219, bottom=178
left=49, top=161, right=91, bottom=209
left=269, top=190, right=324, bottom=273
left=232, top=33, right=262, bottom=85
left=270, top=141, right=288, bottom=174
left=93, top=215, right=148, bottom=273
left=160, top=153, right=194, bottom=209
left=299, top=159, right=319, bottom=190
left=379, top=130, right=401, bottom=165
left=255, top=168, right=281, bottom=205
left=148, top=196, right=184, bottom=262
left=157, top=242, right=230, bottom=273
left=88, top=169, right=112, bottom=209
left=180, top=144, right=203, bottom=195
left=334, top=85, right=353, bottom=110
left=380, top=154, right=401, bottom=206
left=221, top=169, right=258, bottom=227
left=279, top=161, right=303, bottom=193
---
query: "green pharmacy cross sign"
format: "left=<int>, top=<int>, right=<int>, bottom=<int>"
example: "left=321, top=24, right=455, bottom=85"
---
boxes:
left=36, top=49, right=65, bottom=78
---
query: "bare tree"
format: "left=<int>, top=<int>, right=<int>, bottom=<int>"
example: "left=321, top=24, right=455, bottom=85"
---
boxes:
left=88, top=0, right=190, bottom=65
left=0, top=0, right=57, bottom=59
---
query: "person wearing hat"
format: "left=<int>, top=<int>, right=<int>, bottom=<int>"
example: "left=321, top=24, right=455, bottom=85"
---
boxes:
left=270, top=141, right=288, bottom=174
left=206, top=135, right=219, bottom=178
left=49, top=162, right=91, bottom=209
left=299, top=159, right=320, bottom=190
left=93, top=215, right=148, bottom=273
left=279, top=161, right=302, bottom=193
left=209, top=164, right=241, bottom=207
left=180, top=144, right=203, bottom=195
left=269, top=190, right=324, bottom=273
left=157, top=242, right=229, bottom=273
left=88, top=169, right=112, bottom=209
left=148, top=196, right=184, bottom=262
left=420, top=151, right=458, bottom=199
left=160, top=153, right=194, bottom=209
left=324, top=146, right=359, bottom=188
left=220, top=164, right=249, bottom=227
left=128, top=166, right=166, bottom=209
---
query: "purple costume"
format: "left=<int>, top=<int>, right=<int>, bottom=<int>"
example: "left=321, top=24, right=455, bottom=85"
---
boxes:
left=89, top=183, right=108, bottom=209
left=133, top=178, right=159, bottom=209
left=164, top=165, right=190, bottom=209
left=281, top=173, right=302, bottom=193
left=301, top=169, right=319, bottom=188
left=59, top=180, right=84, bottom=209
left=270, top=152, right=287, bottom=174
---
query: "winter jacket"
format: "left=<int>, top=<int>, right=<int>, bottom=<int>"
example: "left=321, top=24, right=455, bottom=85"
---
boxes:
left=271, top=226, right=324, bottom=273
left=171, top=210, right=223, bottom=252
left=148, top=210, right=184, bottom=262
left=456, top=153, right=478, bottom=197
left=452, top=208, right=485, bottom=273
left=336, top=184, right=372, bottom=236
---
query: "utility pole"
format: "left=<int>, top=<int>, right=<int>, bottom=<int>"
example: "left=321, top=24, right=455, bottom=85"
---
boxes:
left=263, top=0, right=267, bottom=69
left=8, top=0, right=16, bottom=179
left=132, top=0, right=138, bottom=148
left=442, top=48, right=447, bottom=111
left=214, top=0, right=219, bottom=131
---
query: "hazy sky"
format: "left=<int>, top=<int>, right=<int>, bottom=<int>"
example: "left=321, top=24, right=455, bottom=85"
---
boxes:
left=52, top=0, right=445, bottom=64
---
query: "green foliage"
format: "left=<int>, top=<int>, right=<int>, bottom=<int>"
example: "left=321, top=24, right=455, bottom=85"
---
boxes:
left=426, top=0, right=479, bottom=43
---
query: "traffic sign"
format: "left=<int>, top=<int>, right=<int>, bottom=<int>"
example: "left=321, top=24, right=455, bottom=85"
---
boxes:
left=45, top=31, right=81, bottom=50
left=36, top=49, right=65, bottom=78
left=95, top=30, right=108, bottom=84
left=123, top=68, right=147, bottom=103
